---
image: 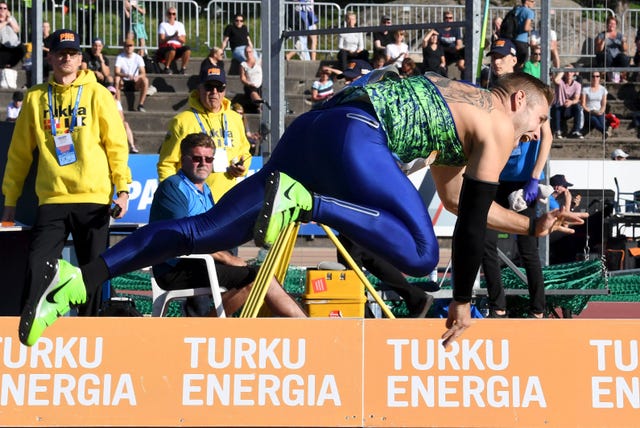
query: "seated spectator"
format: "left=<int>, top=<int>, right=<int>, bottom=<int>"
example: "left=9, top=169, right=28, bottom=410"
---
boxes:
left=309, top=66, right=338, bottom=107
left=231, top=102, right=261, bottom=155
left=341, top=59, right=372, bottom=84
left=108, top=85, right=139, bottom=153
left=371, top=51, right=387, bottom=69
left=114, top=38, right=149, bottom=112
left=551, top=66, right=583, bottom=139
left=421, top=29, right=447, bottom=76
left=337, top=12, right=369, bottom=71
left=221, top=14, right=253, bottom=63
left=0, top=2, right=24, bottom=69
left=595, top=15, right=629, bottom=81
left=81, top=38, right=114, bottom=87
left=399, top=57, right=419, bottom=78
left=530, top=14, right=560, bottom=69
left=611, top=148, right=629, bottom=160
left=201, top=46, right=225, bottom=74
left=157, top=6, right=191, bottom=74
left=439, top=11, right=465, bottom=74
left=372, top=15, right=394, bottom=55
left=581, top=71, right=609, bottom=138
left=239, top=46, right=263, bottom=110
left=5, top=90, right=22, bottom=122
left=150, top=132, right=306, bottom=317
left=385, top=30, right=408, bottom=69
left=522, top=45, right=542, bottom=79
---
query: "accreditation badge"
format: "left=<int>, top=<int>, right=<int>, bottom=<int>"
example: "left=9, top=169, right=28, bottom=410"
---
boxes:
left=54, top=133, right=77, bottom=166
left=212, top=148, right=229, bottom=173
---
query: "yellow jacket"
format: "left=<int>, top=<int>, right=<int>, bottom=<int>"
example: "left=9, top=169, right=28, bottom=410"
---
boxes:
left=157, top=91, right=251, bottom=202
left=2, top=70, right=130, bottom=206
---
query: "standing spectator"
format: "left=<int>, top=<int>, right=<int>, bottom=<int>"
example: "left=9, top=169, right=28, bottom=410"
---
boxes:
left=514, top=0, right=535, bottom=68
left=201, top=46, right=225, bottom=74
left=81, top=38, right=114, bottom=87
left=581, top=71, right=609, bottom=138
left=221, top=14, right=253, bottom=63
left=108, top=85, right=139, bottom=153
left=157, top=65, right=252, bottom=202
left=373, top=15, right=394, bottom=55
left=439, top=11, right=465, bottom=74
left=77, top=0, right=96, bottom=46
left=1, top=29, right=130, bottom=325
left=385, top=30, right=408, bottom=69
left=114, top=38, right=149, bottom=112
left=522, top=45, right=541, bottom=79
left=421, top=29, right=447, bottom=76
left=240, top=46, right=263, bottom=110
left=5, top=90, right=22, bottom=122
left=125, top=0, right=148, bottom=57
left=150, top=133, right=306, bottom=317
left=551, top=66, right=583, bottom=139
left=0, top=2, right=24, bottom=69
left=309, top=66, right=337, bottom=108
left=337, top=12, right=369, bottom=71
left=400, top=57, right=419, bottom=78
left=595, top=15, right=629, bottom=81
left=290, top=0, right=318, bottom=61
left=157, top=6, right=191, bottom=74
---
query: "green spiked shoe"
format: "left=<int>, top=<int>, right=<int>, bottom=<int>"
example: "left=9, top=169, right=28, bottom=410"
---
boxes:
left=254, top=171, right=313, bottom=247
left=19, top=259, right=86, bottom=346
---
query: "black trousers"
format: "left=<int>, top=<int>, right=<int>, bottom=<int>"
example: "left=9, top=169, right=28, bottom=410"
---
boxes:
left=481, top=181, right=546, bottom=314
left=25, top=203, right=111, bottom=316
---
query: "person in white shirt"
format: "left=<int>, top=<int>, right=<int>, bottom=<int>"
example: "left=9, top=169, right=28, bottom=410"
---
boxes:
left=337, top=12, right=369, bottom=71
left=114, top=38, right=149, bottom=112
left=157, top=6, right=191, bottom=74
left=6, top=90, right=22, bottom=122
left=385, top=30, right=409, bottom=69
left=240, top=46, right=263, bottom=109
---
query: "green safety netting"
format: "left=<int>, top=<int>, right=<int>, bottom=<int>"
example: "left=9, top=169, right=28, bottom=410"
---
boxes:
left=111, top=259, right=635, bottom=318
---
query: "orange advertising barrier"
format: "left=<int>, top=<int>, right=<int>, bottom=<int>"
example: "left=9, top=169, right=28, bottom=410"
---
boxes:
left=0, top=317, right=638, bottom=427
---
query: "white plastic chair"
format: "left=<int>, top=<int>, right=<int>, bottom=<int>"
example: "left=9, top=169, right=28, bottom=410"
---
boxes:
left=150, top=254, right=226, bottom=317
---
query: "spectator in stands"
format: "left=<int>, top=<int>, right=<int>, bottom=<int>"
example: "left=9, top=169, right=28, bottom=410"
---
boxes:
left=489, top=16, right=502, bottom=45
left=514, top=0, right=535, bottom=68
left=581, top=71, right=609, bottom=138
left=399, top=57, right=419, bottom=78
left=309, top=66, right=338, bottom=108
left=124, top=0, right=147, bottom=57
left=114, top=38, right=149, bottom=112
left=341, top=59, right=371, bottom=84
left=530, top=13, right=560, bottom=69
left=385, top=30, right=408, bottom=69
left=157, top=6, right=191, bottom=74
left=2, top=29, right=130, bottom=324
left=439, top=11, right=465, bottom=74
left=480, top=38, right=517, bottom=89
left=5, top=90, right=22, bottom=122
left=288, top=0, right=318, bottom=61
left=150, top=133, right=306, bottom=317
left=108, top=85, right=139, bottom=153
left=0, top=2, right=25, bottom=69
left=522, top=45, right=541, bottom=79
left=611, top=148, right=629, bottom=160
left=551, top=65, right=583, bottom=139
left=549, top=174, right=581, bottom=212
left=337, top=12, right=369, bottom=71
left=157, top=64, right=252, bottom=202
left=595, top=15, right=629, bottom=81
left=81, top=38, right=114, bottom=87
left=231, top=102, right=261, bottom=155
left=373, top=15, right=394, bottom=55
left=221, top=14, right=253, bottom=63
left=371, top=51, right=387, bottom=69
left=421, top=29, right=447, bottom=76
left=240, top=45, right=263, bottom=111
left=201, top=46, right=225, bottom=74
left=77, top=0, right=96, bottom=46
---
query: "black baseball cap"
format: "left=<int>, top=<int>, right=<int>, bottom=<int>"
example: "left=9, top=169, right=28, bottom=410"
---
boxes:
left=49, top=29, right=81, bottom=53
left=550, top=174, right=573, bottom=187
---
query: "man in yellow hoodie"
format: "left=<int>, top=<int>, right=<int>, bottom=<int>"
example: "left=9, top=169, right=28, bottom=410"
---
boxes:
left=1, top=29, right=130, bottom=327
left=157, top=64, right=251, bottom=202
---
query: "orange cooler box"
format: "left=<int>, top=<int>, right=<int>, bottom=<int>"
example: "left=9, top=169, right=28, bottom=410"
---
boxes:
left=304, top=270, right=366, bottom=318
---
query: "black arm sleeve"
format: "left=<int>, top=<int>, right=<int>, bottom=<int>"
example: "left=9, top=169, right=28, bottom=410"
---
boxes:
left=451, top=174, right=499, bottom=303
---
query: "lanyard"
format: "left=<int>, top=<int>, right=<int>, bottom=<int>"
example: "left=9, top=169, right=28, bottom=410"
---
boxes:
left=48, top=84, right=83, bottom=136
left=193, top=109, right=230, bottom=147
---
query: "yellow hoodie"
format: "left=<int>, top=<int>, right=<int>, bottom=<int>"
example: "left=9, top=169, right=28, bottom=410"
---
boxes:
left=157, top=90, right=251, bottom=202
left=2, top=70, right=130, bottom=207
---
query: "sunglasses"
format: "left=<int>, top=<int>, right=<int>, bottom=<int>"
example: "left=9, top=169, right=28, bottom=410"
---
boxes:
left=125, top=44, right=134, bottom=47
left=203, top=82, right=226, bottom=92
left=235, top=19, right=244, bottom=22
left=186, top=154, right=214, bottom=164
left=167, top=12, right=176, bottom=16
left=593, top=74, right=601, bottom=77
left=444, top=16, right=453, bottom=20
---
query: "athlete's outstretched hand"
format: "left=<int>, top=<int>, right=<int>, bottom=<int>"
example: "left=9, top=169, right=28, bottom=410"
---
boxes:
left=535, top=199, right=588, bottom=237
left=441, top=300, right=472, bottom=348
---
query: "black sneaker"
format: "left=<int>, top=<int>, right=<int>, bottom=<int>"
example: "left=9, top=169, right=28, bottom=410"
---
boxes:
left=137, top=105, right=146, bottom=112
left=178, top=67, right=186, bottom=75
left=488, top=309, right=508, bottom=318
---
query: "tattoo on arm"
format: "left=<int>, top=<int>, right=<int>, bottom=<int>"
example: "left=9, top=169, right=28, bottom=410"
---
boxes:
left=428, top=75, right=494, bottom=110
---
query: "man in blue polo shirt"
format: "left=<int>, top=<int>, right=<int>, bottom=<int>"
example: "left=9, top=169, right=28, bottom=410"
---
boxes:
left=149, top=133, right=305, bottom=317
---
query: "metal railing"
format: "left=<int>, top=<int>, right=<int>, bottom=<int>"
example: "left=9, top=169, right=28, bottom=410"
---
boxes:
left=7, top=0, right=620, bottom=63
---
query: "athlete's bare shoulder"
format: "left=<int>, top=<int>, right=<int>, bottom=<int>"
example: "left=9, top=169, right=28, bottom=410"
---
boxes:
left=425, top=73, right=494, bottom=111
